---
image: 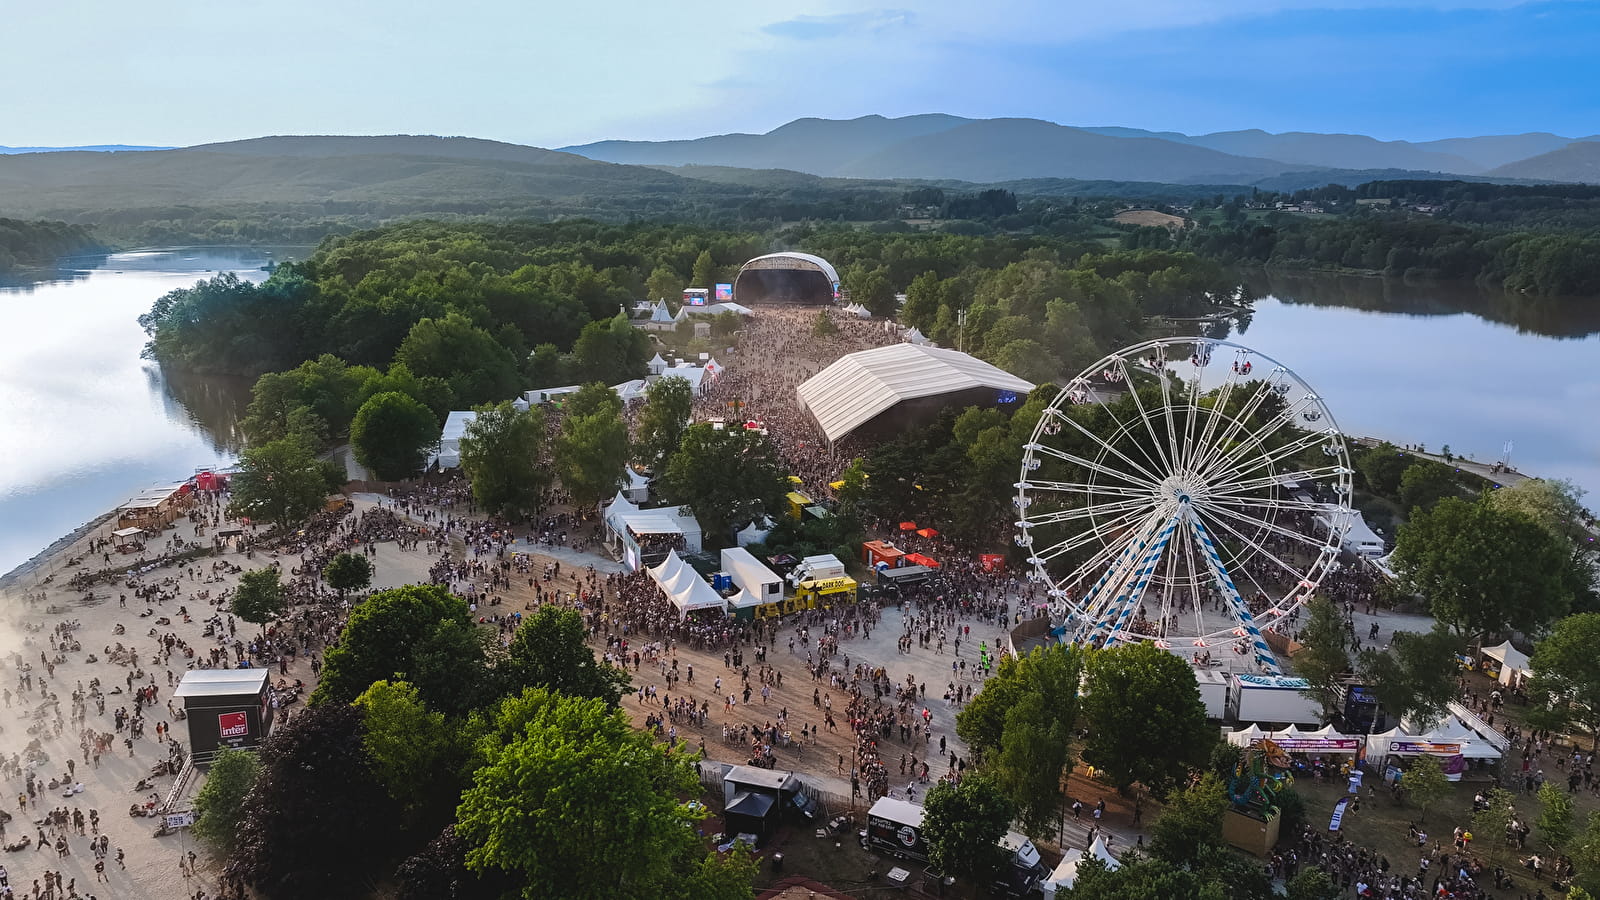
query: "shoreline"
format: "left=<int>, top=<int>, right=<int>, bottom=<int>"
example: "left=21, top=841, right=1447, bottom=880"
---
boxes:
left=0, top=509, right=114, bottom=591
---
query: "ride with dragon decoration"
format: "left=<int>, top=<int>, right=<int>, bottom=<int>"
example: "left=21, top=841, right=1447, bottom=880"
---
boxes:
left=1014, top=337, right=1356, bottom=676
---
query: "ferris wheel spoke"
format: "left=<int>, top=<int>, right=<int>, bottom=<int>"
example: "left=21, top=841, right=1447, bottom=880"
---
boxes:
left=1201, top=428, right=1338, bottom=493
left=1189, top=379, right=1297, bottom=479
left=1193, top=393, right=1320, bottom=482
left=1028, top=422, right=1164, bottom=490
left=1021, top=495, right=1162, bottom=528
left=1204, top=465, right=1349, bottom=499
left=1187, top=366, right=1277, bottom=476
left=1182, top=367, right=1236, bottom=475
left=1113, top=358, right=1178, bottom=476
left=1193, top=498, right=1331, bottom=551
left=1071, top=510, right=1173, bottom=627
left=1027, top=504, right=1160, bottom=564
left=1155, top=364, right=1186, bottom=482
left=1020, top=480, right=1156, bottom=501
left=1192, top=507, right=1311, bottom=586
left=1203, top=494, right=1336, bottom=515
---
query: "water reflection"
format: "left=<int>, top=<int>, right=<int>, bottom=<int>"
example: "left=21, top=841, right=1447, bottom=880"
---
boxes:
left=153, top=365, right=253, bottom=454
left=1241, top=270, right=1600, bottom=339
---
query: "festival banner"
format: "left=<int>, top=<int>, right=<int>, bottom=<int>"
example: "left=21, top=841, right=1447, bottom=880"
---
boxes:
left=1390, top=741, right=1462, bottom=756
left=1328, top=796, right=1349, bottom=832
left=1254, top=737, right=1360, bottom=753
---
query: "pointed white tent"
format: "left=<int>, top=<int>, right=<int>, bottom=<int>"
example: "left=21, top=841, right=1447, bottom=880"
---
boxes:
left=647, top=353, right=668, bottom=375
left=1042, top=835, right=1120, bottom=896
left=650, top=301, right=674, bottom=323
left=902, top=327, right=931, bottom=346
left=1481, top=640, right=1531, bottom=686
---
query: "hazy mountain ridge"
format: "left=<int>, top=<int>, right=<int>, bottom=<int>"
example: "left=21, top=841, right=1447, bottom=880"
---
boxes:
left=1488, top=142, right=1600, bottom=183
left=563, top=115, right=1600, bottom=183
left=0, top=144, right=170, bottom=154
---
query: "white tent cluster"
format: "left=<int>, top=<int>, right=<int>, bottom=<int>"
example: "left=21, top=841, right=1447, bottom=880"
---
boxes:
left=901, top=326, right=931, bottom=346
left=648, top=550, right=726, bottom=616
left=840, top=302, right=872, bottom=318
left=1041, top=836, right=1119, bottom=897
left=1224, top=723, right=1363, bottom=752
left=1481, top=640, right=1531, bottom=686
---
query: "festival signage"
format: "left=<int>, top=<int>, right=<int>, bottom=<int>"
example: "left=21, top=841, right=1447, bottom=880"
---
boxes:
left=1390, top=741, right=1461, bottom=755
left=1252, top=737, right=1360, bottom=752
left=1328, top=796, right=1348, bottom=832
left=218, top=711, right=248, bottom=738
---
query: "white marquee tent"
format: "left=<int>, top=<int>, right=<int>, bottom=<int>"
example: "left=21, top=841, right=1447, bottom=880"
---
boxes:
left=649, top=551, right=727, bottom=616
left=1481, top=640, right=1532, bottom=686
left=1042, top=836, right=1119, bottom=897
left=430, top=410, right=477, bottom=469
left=796, top=344, right=1035, bottom=444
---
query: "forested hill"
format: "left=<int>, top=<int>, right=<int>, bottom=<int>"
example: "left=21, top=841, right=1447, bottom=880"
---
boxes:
left=0, top=217, right=106, bottom=274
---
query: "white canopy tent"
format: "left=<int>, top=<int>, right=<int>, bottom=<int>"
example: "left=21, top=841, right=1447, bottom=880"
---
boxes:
left=902, top=327, right=931, bottom=346
left=736, top=517, right=774, bottom=547
left=1042, top=836, right=1119, bottom=897
left=1224, top=723, right=1362, bottom=754
left=1481, top=640, right=1532, bottom=686
left=647, top=353, right=668, bottom=375
left=649, top=551, right=726, bottom=616
left=431, top=410, right=477, bottom=469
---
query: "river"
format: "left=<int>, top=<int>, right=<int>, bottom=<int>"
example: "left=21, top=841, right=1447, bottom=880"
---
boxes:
left=0, top=255, right=1596, bottom=576
left=0, top=247, right=293, bottom=577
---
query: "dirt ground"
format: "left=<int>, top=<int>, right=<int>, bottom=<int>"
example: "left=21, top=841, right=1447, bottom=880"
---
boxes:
left=1110, top=209, right=1186, bottom=229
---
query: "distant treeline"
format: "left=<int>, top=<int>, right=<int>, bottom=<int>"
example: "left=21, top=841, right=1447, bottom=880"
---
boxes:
left=0, top=217, right=105, bottom=273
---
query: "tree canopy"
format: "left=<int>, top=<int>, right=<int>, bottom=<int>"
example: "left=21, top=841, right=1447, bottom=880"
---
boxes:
left=191, top=749, right=261, bottom=853
left=322, top=551, right=374, bottom=600
left=459, top=401, right=549, bottom=519
left=922, top=771, right=1015, bottom=882
left=1529, top=613, right=1600, bottom=749
left=311, top=584, right=488, bottom=716
left=455, top=690, right=753, bottom=900
left=1294, top=596, right=1351, bottom=719
left=553, top=383, right=630, bottom=511
left=637, top=375, right=694, bottom=471
left=1358, top=625, right=1462, bottom=727
left=498, top=606, right=631, bottom=706
left=351, top=390, right=440, bottom=481
left=1391, top=495, right=1573, bottom=640
left=1080, top=642, right=1214, bottom=795
left=659, top=424, right=788, bottom=546
left=227, top=436, right=331, bottom=531
left=231, top=567, right=287, bottom=633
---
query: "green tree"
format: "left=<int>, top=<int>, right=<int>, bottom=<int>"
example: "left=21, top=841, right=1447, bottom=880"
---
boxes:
left=1490, top=477, right=1597, bottom=611
left=322, top=551, right=374, bottom=601
left=902, top=270, right=942, bottom=330
left=1148, top=773, right=1228, bottom=866
left=350, top=390, right=439, bottom=481
left=1403, top=753, right=1450, bottom=822
left=500, top=606, right=631, bottom=706
left=1529, top=614, right=1600, bottom=750
left=691, top=249, right=718, bottom=287
left=459, top=401, right=549, bottom=519
left=572, top=312, right=649, bottom=382
left=456, top=692, right=749, bottom=900
left=526, top=342, right=569, bottom=389
left=230, top=704, right=399, bottom=897
left=353, top=680, right=457, bottom=815
left=311, top=585, right=488, bottom=716
left=987, top=338, right=1060, bottom=384
left=1471, top=787, right=1516, bottom=864
left=1391, top=495, right=1573, bottom=641
left=358, top=361, right=454, bottom=422
left=637, top=375, right=693, bottom=471
left=922, top=771, right=1015, bottom=882
left=227, top=436, right=330, bottom=531
left=396, top=311, right=522, bottom=407
left=231, top=567, right=287, bottom=635
left=1538, top=781, right=1576, bottom=852
left=647, top=265, right=685, bottom=302
left=554, top=384, right=630, bottom=511
left=659, top=424, right=788, bottom=546
left=812, top=310, right=838, bottom=337
left=1284, top=868, right=1341, bottom=900
left=1067, top=855, right=1207, bottom=900
left=1572, top=811, right=1600, bottom=897
left=1081, top=642, right=1214, bottom=794
left=1398, top=461, right=1459, bottom=514
left=1295, top=596, right=1351, bottom=719
left=190, top=749, right=261, bottom=853
left=1358, top=625, right=1462, bottom=727
left=242, top=354, right=378, bottom=446
left=1357, top=442, right=1412, bottom=498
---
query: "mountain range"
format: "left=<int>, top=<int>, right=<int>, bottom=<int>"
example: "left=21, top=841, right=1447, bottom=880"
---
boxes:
left=563, top=114, right=1600, bottom=185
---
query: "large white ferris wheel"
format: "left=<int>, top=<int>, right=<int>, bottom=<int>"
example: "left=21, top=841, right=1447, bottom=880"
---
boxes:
left=1014, top=337, right=1355, bottom=674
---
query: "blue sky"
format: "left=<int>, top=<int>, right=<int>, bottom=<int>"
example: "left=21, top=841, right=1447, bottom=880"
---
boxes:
left=3, top=0, right=1594, bottom=147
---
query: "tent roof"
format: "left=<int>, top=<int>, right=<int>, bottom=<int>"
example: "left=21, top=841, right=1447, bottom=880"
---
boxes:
left=1045, top=835, right=1120, bottom=891
left=1482, top=640, right=1530, bottom=671
left=440, top=410, right=476, bottom=442
left=740, top=251, right=840, bottom=285
left=725, top=791, right=777, bottom=818
left=174, top=668, right=268, bottom=698
left=796, top=344, right=1035, bottom=443
left=651, top=301, right=674, bottom=322
left=721, top=546, right=782, bottom=591
left=902, top=326, right=931, bottom=345
left=648, top=352, right=667, bottom=366
left=112, top=527, right=145, bottom=538
left=724, top=765, right=800, bottom=792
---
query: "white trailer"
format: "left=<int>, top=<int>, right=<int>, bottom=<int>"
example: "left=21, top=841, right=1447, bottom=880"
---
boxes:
left=788, top=554, right=845, bottom=586
left=1227, top=674, right=1323, bottom=726
left=1194, top=669, right=1230, bottom=720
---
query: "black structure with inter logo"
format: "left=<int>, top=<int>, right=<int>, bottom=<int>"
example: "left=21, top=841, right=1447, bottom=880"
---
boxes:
left=173, top=668, right=273, bottom=763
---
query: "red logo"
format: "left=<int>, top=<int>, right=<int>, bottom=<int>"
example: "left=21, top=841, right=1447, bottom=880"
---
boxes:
left=218, top=712, right=248, bottom=738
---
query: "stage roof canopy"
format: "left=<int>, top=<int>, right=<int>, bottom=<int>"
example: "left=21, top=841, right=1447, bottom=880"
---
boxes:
left=796, top=344, right=1034, bottom=443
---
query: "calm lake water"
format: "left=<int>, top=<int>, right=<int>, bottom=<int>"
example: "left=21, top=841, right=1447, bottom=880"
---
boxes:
left=0, top=254, right=1595, bottom=576
left=1234, top=270, right=1600, bottom=504
left=0, top=248, right=291, bottom=577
